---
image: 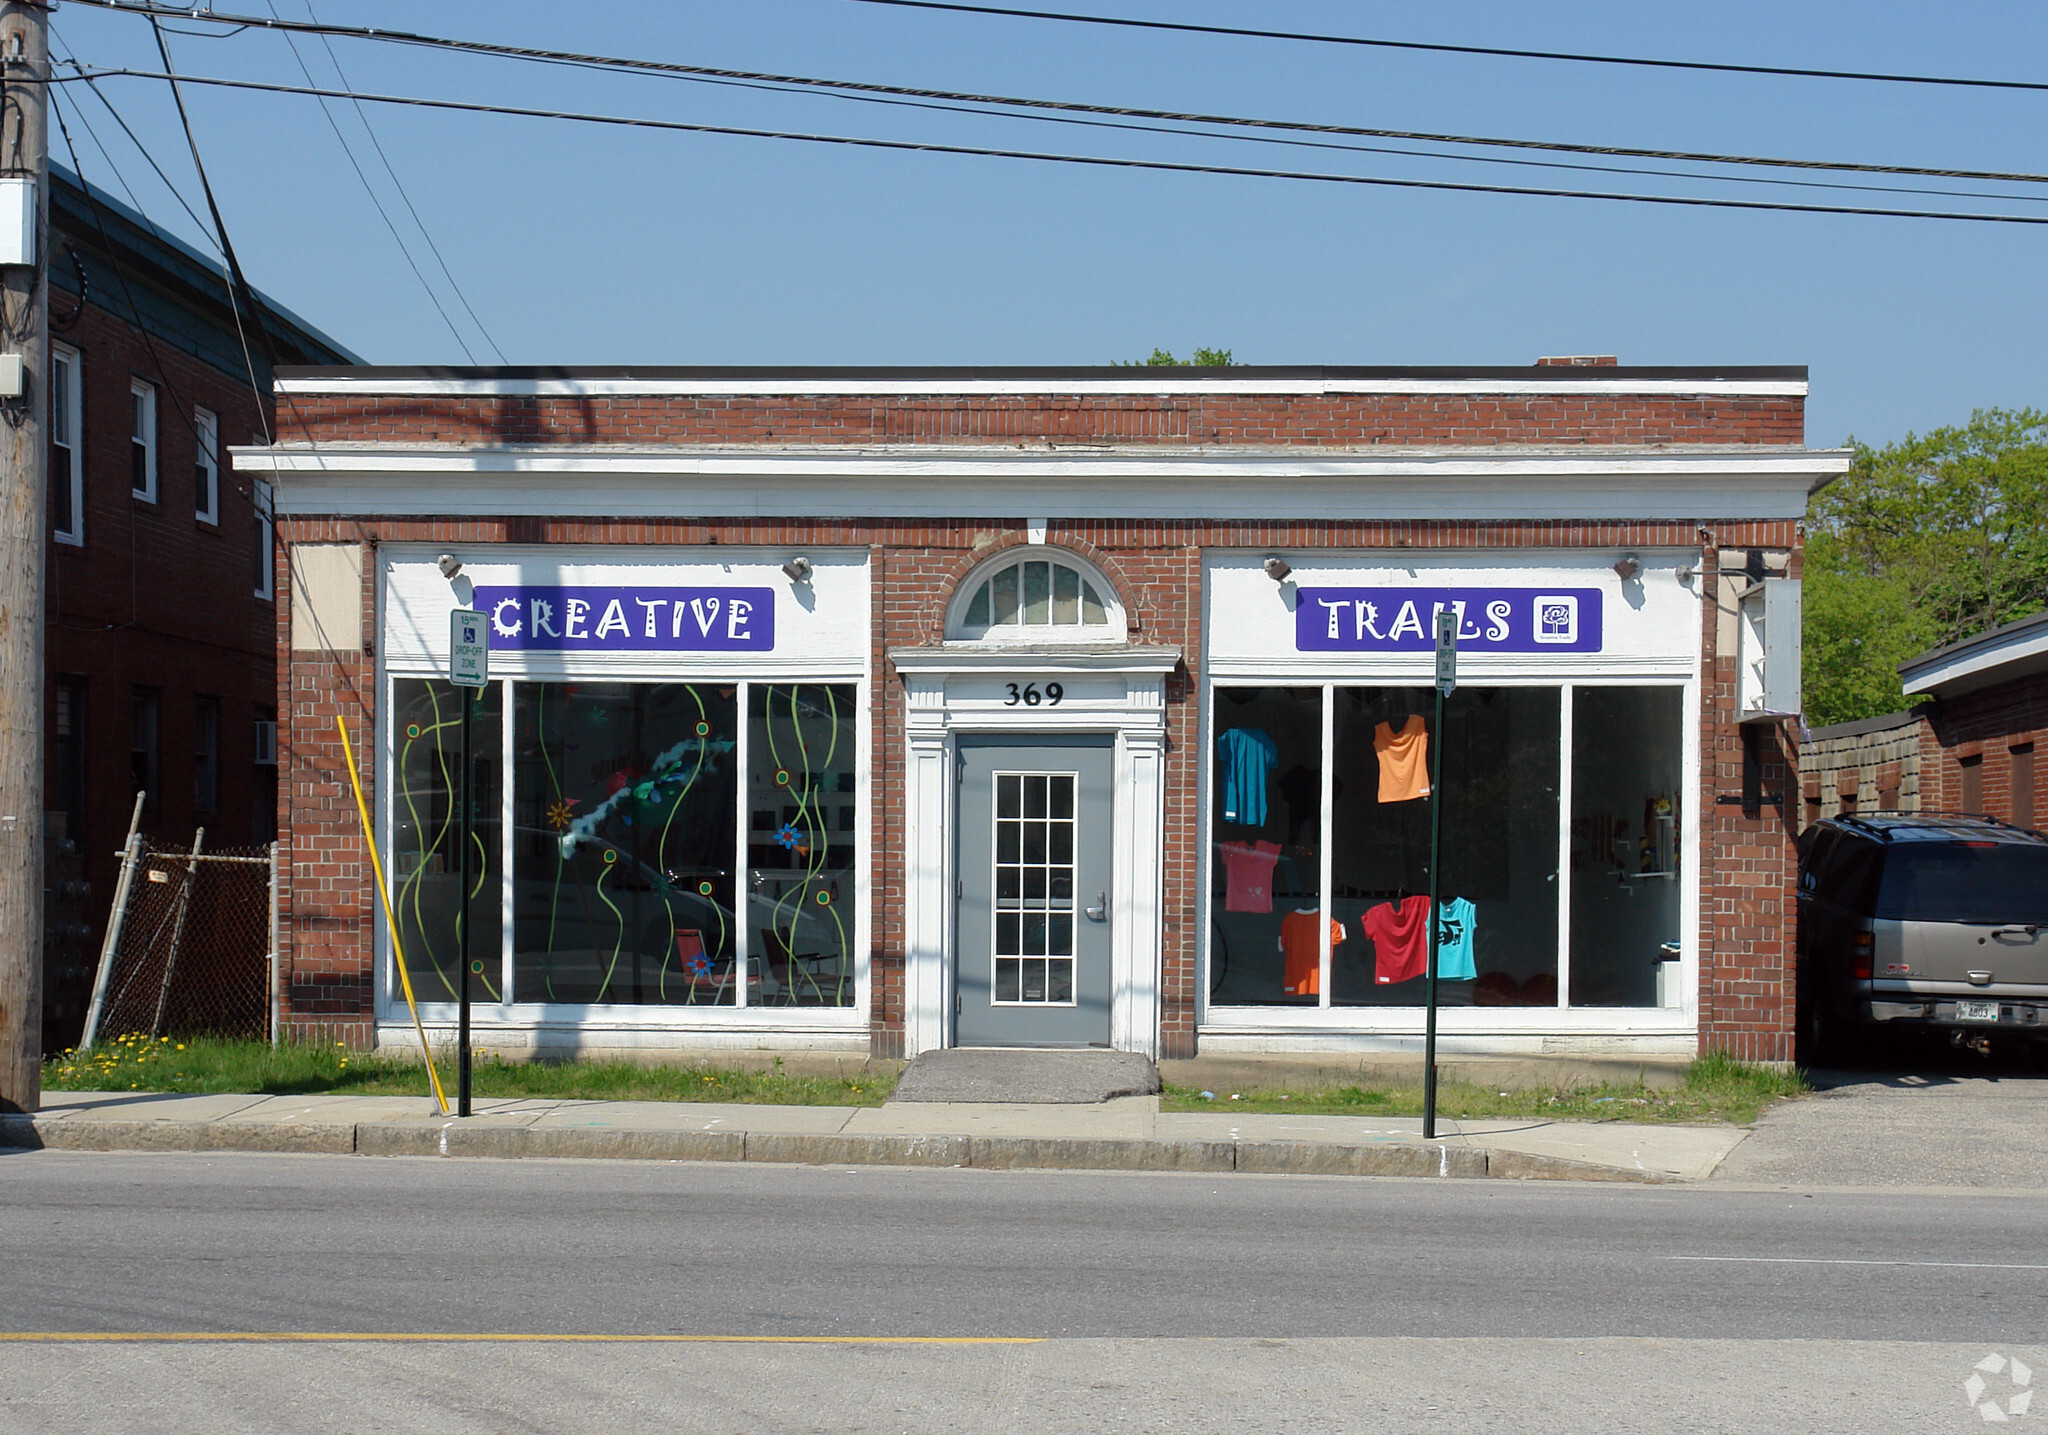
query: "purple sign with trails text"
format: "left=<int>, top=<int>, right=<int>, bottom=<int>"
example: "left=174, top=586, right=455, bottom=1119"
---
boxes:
left=1295, top=587, right=1603, bottom=653
left=471, top=586, right=776, bottom=652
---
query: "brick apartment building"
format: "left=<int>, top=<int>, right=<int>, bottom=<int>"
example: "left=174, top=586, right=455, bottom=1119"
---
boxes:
left=244, top=362, right=1842, bottom=1063
left=1803, top=609, right=2048, bottom=829
left=42, top=166, right=356, bottom=1050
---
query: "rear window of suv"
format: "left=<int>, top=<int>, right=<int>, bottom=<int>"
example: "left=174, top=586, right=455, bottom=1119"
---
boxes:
left=1873, top=842, right=2048, bottom=923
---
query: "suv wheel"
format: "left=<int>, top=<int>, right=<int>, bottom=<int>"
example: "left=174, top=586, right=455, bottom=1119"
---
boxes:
left=1800, top=998, right=1858, bottom=1069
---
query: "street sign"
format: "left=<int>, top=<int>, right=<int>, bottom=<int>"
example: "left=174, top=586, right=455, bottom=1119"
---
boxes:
left=1435, top=607, right=1458, bottom=695
left=449, top=608, right=488, bottom=688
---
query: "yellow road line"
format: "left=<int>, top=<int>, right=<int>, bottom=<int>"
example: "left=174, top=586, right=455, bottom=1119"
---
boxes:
left=0, top=1332, right=1041, bottom=1345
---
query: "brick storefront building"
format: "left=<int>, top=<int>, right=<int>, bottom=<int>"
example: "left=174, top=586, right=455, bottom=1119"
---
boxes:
left=1804, top=610, right=2048, bottom=830
left=245, top=364, right=1840, bottom=1062
left=41, top=168, right=355, bottom=1049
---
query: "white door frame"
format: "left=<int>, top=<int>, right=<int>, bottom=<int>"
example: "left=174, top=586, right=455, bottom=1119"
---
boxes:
left=889, top=645, right=1179, bottom=1057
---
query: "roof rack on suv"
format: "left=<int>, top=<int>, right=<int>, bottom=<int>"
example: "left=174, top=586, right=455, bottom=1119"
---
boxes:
left=1829, top=811, right=2022, bottom=841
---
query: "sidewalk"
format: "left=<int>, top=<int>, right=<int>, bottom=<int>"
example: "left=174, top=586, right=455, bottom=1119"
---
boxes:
left=1, top=1090, right=1746, bottom=1183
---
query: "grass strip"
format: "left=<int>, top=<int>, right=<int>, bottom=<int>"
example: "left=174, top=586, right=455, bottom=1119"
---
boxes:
left=1161, top=1052, right=1808, bottom=1126
left=43, top=1034, right=896, bottom=1107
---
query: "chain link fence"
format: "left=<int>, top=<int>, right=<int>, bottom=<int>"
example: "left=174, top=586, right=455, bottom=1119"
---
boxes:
left=81, top=838, right=278, bottom=1048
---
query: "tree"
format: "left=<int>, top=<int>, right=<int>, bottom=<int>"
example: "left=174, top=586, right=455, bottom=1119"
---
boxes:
left=1804, top=408, right=2048, bottom=725
left=1117, top=347, right=1235, bottom=366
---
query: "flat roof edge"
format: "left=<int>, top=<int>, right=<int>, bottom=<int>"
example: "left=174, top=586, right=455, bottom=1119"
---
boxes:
left=273, top=363, right=1809, bottom=382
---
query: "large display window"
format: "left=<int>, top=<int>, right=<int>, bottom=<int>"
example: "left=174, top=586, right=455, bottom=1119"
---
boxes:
left=1209, top=681, right=1682, bottom=1014
left=388, top=675, right=859, bottom=1012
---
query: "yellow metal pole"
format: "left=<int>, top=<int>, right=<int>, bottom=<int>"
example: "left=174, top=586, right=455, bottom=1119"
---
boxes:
left=336, top=714, right=448, bottom=1114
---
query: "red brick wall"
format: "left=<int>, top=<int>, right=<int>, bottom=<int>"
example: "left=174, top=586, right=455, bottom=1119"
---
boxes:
left=276, top=513, right=1803, bottom=1061
left=1920, top=671, right=2048, bottom=823
left=42, top=301, right=279, bottom=1046
left=1699, top=534, right=1804, bottom=1062
left=275, top=391, right=1804, bottom=450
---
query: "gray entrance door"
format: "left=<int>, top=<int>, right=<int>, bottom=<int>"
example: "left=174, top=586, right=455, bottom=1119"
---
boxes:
left=955, top=734, right=1114, bottom=1047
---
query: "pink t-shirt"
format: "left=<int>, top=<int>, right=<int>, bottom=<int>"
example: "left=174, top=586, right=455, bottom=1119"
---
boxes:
left=1218, top=840, right=1282, bottom=913
left=1362, top=894, right=1432, bottom=984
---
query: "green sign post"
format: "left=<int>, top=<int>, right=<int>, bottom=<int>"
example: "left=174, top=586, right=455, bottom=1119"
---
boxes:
left=1424, top=608, right=1456, bottom=1140
left=448, top=610, right=487, bottom=1117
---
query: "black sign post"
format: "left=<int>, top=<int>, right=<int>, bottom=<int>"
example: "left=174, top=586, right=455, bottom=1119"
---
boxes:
left=1424, top=608, right=1456, bottom=1140
left=449, top=609, right=488, bottom=1118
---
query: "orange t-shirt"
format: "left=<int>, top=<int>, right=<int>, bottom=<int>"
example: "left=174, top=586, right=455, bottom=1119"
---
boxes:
left=1374, top=714, right=1430, bottom=802
left=1279, top=909, right=1341, bottom=996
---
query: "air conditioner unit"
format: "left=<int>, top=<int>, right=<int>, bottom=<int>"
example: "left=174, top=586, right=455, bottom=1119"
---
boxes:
left=254, top=718, right=277, bottom=765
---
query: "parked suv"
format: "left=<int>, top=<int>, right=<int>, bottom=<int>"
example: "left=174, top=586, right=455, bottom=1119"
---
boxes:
left=1797, top=813, right=2048, bottom=1062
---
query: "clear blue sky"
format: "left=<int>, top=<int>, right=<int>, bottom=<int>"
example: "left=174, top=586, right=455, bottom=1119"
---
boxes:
left=48, top=0, right=2048, bottom=447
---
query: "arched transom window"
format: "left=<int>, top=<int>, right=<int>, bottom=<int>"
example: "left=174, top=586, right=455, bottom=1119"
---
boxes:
left=952, top=553, right=1123, bottom=641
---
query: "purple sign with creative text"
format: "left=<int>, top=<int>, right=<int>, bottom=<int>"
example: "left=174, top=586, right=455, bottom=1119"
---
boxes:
left=471, top=586, right=776, bottom=652
left=1295, top=586, right=1603, bottom=653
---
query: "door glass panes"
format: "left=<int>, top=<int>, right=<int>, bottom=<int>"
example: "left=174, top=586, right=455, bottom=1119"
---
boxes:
left=513, top=682, right=738, bottom=1005
left=1569, top=686, right=1684, bottom=1007
left=1329, top=687, right=1560, bottom=1007
left=747, top=684, right=857, bottom=1007
left=992, top=772, right=1076, bottom=1003
left=391, top=680, right=502, bottom=1003
left=1210, top=687, right=1322, bottom=1005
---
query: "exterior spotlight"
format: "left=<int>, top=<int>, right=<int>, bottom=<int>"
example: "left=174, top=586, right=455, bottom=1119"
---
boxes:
left=436, top=553, right=462, bottom=579
left=782, top=555, right=813, bottom=583
left=1263, top=556, right=1292, bottom=583
left=1612, top=554, right=1641, bottom=581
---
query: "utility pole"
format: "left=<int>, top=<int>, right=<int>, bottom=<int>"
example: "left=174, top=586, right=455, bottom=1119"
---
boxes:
left=0, top=0, right=46, bottom=1113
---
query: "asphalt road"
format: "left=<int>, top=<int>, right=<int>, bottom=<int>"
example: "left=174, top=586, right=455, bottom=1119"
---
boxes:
left=4, top=1151, right=2044, bottom=1432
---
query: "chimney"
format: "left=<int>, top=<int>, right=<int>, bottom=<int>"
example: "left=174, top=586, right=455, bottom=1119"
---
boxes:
left=1535, top=355, right=1619, bottom=366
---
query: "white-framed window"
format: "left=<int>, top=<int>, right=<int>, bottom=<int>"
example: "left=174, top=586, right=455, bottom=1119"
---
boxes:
left=1205, top=680, right=1688, bottom=1015
left=49, top=341, right=82, bottom=545
left=193, top=406, right=218, bottom=525
left=252, top=479, right=274, bottom=599
left=384, top=676, right=863, bottom=1013
left=949, top=551, right=1123, bottom=642
left=129, top=378, right=157, bottom=502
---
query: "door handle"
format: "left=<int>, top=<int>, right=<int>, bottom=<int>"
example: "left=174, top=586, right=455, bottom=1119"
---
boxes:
left=1085, top=891, right=1107, bottom=922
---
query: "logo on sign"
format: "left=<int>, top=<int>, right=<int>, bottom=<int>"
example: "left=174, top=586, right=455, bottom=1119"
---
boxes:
left=1294, top=587, right=1603, bottom=654
left=1534, top=595, right=1578, bottom=644
left=470, top=586, right=776, bottom=653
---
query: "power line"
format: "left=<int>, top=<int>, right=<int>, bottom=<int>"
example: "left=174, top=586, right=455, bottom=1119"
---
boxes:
left=148, top=18, right=275, bottom=445
left=56, top=0, right=2048, bottom=188
left=54, top=66, right=2048, bottom=227
left=49, top=21, right=228, bottom=255
left=296, top=0, right=506, bottom=363
left=843, top=0, right=2048, bottom=95
left=261, top=0, right=479, bottom=361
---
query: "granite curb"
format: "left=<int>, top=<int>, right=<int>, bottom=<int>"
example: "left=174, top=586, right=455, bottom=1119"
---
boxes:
left=0, top=1113, right=1667, bottom=1182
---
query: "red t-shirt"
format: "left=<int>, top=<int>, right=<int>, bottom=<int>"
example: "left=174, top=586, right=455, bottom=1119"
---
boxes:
left=1362, top=894, right=1433, bottom=984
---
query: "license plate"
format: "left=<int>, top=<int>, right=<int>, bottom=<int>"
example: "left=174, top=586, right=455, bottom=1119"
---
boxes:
left=1957, top=999, right=2001, bottom=1023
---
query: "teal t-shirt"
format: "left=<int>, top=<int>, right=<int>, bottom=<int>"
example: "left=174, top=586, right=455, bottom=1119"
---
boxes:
left=1435, top=897, right=1478, bottom=981
left=1218, top=727, right=1278, bottom=827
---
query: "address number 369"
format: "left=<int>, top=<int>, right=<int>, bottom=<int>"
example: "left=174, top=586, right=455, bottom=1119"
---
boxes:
left=1003, top=682, right=1065, bottom=707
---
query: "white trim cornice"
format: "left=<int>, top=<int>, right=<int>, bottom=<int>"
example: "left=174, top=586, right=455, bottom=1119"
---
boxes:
left=889, top=644, right=1182, bottom=675
left=238, top=443, right=1851, bottom=522
left=275, top=375, right=1807, bottom=398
